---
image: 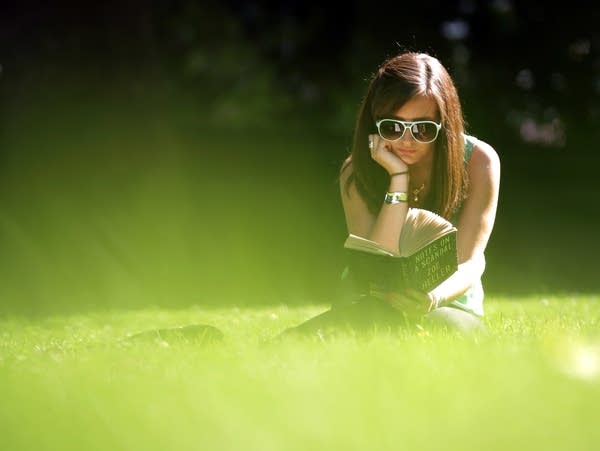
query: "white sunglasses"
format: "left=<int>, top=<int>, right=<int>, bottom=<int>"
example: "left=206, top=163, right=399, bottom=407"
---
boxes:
left=376, top=119, right=442, bottom=144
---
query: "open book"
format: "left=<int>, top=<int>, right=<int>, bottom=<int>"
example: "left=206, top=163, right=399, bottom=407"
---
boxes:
left=343, top=208, right=458, bottom=293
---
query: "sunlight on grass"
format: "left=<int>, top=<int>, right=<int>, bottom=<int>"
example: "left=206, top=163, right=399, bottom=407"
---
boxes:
left=1, top=295, right=599, bottom=451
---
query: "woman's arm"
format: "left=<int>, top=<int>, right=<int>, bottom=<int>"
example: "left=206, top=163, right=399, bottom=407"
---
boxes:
left=339, top=158, right=377, bottom=236
left=340, top=139, right=500, bottom=311
left=340, top=134, right=411, bottom=255
left=428, top=139, right=501, bottom=306
left=340, top=159, right=410, bottom=254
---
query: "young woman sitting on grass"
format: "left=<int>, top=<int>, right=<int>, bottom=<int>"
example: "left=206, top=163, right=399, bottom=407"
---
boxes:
left=280, top=50, right=501, bottom=337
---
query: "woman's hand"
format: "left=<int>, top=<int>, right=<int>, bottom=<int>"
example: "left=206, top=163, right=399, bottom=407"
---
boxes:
left=368, top=133, right=408, bottom=174
left=384, top=288, right=438, bottom=315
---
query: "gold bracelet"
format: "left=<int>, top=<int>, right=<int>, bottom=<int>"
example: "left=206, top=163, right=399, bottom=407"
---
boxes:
left=384, top=191, right=408, bottom=204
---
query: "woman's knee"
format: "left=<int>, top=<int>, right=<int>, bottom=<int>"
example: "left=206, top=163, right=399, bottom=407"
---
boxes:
left=424, top=306, right=486, bottom=334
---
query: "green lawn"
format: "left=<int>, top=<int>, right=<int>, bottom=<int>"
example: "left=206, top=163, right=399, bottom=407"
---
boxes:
left=1, top=295, right=599, bottom=451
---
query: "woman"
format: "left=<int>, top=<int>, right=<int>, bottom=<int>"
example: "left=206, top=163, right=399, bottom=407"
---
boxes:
left=283, top=51, right=500, bottom=337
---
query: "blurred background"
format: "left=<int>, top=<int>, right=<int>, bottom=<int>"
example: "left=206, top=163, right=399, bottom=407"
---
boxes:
left=1, top=0, right=598, bottom=315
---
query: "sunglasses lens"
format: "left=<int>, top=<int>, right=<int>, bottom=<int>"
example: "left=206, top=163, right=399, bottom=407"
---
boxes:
left=410, top=123, right=438, bottom=142
left=378, top=120, right=405, bottom=140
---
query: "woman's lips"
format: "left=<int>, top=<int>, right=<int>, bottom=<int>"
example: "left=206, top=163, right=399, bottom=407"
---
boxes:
left=395, top=147, right=416, bottom=155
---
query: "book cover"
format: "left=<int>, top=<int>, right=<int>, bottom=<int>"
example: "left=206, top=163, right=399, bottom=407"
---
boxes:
left=343, top=208, right=458, bottom=293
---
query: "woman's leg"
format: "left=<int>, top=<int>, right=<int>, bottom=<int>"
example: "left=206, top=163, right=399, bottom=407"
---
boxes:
left=275, top=297, right=413, bottom=339
left=423, top=306, right=485, bottom=334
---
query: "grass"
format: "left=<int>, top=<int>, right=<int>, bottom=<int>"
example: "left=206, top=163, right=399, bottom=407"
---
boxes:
left=1, top=89, right=599, bottom=450
left=1, top=294, right=599, bottom=451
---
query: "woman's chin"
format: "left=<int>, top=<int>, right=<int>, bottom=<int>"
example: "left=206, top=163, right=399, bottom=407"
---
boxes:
left=394, top=151, right=416, bottom=165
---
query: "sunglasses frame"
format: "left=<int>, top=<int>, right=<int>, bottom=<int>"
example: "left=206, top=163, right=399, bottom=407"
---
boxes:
left=375, top=119, right=442, bottom=144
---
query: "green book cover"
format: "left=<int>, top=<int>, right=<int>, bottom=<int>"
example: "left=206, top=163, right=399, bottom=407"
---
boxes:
left=343, top=208, right=458, bottom=293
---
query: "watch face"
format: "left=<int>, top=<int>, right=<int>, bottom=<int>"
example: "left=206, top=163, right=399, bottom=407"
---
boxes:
left=385, top=192, right=408, bottom=204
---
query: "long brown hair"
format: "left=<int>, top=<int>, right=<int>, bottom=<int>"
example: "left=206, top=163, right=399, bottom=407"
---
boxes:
left=342, top=52, right=468, bottom=220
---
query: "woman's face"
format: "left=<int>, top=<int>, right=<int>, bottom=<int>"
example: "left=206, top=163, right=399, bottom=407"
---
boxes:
left=379, top=95, right=440, bottom=167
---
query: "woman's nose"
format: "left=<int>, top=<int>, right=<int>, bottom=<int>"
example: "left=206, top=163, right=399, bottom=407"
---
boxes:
left=399, top=129, right=415, bottom=143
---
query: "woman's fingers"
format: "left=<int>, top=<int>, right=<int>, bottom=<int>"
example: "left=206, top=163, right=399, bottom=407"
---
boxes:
left=368, top=134, right=408, bottom=174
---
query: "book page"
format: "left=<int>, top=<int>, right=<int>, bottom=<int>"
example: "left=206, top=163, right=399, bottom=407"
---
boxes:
left=343, top=234, right=395, bottom=256
left=399, top=208, right=457, bottom=257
